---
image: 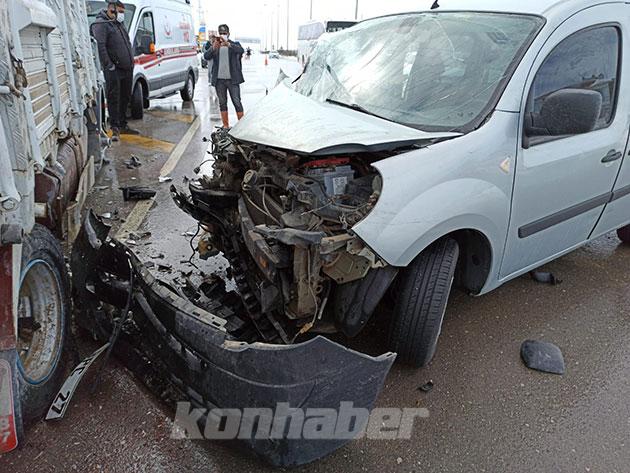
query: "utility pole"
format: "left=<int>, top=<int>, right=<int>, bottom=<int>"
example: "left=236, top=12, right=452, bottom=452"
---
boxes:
left=286, top=0, right=289, bottom=51
left=276, top=1, right=280, bottom=49
left=355, top=0, right=359, bottom=20
left=310, top=0, right=313, bottom=20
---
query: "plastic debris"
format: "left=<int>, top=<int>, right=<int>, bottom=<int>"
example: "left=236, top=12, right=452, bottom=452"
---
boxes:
left=529, top=271, right=562, bottom=285
left=158, top=176, right=173, bottom=183
left=418, top=381, right=434, bottom=393
left=124, top=155, right=142, bottom=169
left=521, top=340, right=565, bottom=375
left=121, top=186, right=156, bottom=201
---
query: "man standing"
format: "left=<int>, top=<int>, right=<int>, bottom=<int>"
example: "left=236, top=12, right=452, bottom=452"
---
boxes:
left=91, top=1, right=139, bottom=141
left=204, top=24, right=245, bottom=128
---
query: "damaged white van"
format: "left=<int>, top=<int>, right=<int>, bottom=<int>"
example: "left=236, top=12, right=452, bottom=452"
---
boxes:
left=176, top=0, right=630, bottom=365
left=76, top=0, right=630, bottom=465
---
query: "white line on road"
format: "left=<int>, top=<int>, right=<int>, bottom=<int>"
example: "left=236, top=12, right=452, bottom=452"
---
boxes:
left=116, top=116, right=201, bottom=240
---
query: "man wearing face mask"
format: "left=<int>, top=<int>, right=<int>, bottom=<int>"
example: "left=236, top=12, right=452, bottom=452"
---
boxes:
left=204, top=24, right=245, bottom=128
left=91, top=1, right=139, bottom=141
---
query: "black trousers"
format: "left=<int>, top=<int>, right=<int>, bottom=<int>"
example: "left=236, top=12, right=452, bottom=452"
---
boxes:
left=105, top=68, right=133, bottom=128
left=215, top=79, right=243, bottom=113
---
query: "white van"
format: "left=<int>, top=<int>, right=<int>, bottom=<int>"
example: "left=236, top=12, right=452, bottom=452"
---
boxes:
left=87, top=0, right=198, bottom=118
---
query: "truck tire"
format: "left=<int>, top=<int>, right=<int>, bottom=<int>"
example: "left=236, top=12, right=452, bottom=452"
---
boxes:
left=181, top=72, right=195, bottom=102
left=17, top=224, right=73, bottom=424
left=389, top=238, right=459, bottom=368
left=130, top=82, right=144, bottom=120
left=617, top=225, right=630, bottom=243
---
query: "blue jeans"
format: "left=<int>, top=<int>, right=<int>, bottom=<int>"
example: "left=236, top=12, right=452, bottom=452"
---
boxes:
left=215, top=79, right=243, bottom=113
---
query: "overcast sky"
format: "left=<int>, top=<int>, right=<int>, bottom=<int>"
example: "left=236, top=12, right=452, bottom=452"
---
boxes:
left=190, top=0, right=434, bottom=49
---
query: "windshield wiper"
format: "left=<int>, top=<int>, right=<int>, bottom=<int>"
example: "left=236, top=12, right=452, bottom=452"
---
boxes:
left=325, top=99, right=398, bottom=124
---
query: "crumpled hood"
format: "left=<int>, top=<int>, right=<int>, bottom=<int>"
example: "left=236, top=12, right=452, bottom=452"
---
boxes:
left=229, top=82, right=460, bottom=155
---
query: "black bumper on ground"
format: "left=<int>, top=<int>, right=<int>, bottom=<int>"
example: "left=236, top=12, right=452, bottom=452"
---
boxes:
left=71, top=211, right=395, bottom=466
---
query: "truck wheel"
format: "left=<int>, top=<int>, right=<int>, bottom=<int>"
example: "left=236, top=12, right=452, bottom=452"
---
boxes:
left=389, top=238, right=459, bottom=368
left=130, top=82, right=144, bottom=119
left=17, top=224, right=72, bottom=424
left=181, top=72, right=195, bottom=101
left=617, top=225, right=630, bottom=243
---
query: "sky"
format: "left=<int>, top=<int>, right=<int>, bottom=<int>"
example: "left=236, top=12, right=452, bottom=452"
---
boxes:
left=190, top=0, right=434, bottom=49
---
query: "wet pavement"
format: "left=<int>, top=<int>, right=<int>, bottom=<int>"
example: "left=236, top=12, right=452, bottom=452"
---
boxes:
left=2, top=54, right=630, bottom=473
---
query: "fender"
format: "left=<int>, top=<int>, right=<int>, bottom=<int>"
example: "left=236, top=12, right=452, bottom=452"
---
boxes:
left=353, top=111, right=521, bottom=293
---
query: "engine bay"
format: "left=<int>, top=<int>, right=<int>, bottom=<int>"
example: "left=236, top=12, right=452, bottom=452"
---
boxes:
left=172, top=128, right=399, bottom=344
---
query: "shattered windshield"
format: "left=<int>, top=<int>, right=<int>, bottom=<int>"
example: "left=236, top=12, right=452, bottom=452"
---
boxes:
left=294, top=12, right=543, bottom=131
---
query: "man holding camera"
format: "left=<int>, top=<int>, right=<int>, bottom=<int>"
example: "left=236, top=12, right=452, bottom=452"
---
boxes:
left=204, top=24, right=245, bottom=128
left=91, top=1, right=139, bottom=141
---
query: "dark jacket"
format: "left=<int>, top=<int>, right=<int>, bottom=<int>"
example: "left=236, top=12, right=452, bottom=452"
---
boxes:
left=91, top=10, right=134, bottom=71
left=204, top=39, right=245, bottom=86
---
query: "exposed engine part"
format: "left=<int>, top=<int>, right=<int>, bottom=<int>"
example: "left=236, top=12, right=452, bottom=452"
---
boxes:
left=173, top=128, right=392, bottom=343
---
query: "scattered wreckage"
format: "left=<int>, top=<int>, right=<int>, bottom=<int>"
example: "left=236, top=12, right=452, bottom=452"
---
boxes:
left=73, top=3, right=630, bottom=464
left=5, top=1, right=630, bottom=467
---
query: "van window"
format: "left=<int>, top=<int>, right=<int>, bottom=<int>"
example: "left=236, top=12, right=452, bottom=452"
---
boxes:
left=135, top=12, right=156, bottom=55
left=525, top=26, right=620, bottom=141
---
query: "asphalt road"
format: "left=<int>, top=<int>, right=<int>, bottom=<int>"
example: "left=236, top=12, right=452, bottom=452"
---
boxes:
left=2, top=54, right=630, bottom=473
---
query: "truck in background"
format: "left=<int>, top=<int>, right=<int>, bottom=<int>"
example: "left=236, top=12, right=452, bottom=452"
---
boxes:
left=297, top=19, right=356, bottom=66
left=0, top=0, right=105, bottom=453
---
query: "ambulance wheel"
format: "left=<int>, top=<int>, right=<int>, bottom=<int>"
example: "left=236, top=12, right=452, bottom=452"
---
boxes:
left=130, top=82, right=144, bottom=119
left=181, top=72, right=195, bottom=102
left=17, top=224, right=73, bottom=424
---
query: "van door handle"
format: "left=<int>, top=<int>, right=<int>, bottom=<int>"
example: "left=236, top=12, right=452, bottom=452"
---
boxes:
left=601, top=150, right=622, bottom=163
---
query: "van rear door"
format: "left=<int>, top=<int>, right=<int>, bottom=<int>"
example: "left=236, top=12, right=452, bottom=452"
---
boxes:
left=153, top=8, right=195, bottom=95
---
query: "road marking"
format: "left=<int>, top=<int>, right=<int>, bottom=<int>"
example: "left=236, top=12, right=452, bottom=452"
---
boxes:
left=160, top=116, right=200, bottom=177
left=115, top=116, right=200, bottom=240
left=147, top=110, right=196, bottom=124
left=119, top=134, right=175, bottom=153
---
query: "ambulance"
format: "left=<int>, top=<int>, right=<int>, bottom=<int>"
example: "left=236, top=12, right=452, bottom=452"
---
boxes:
left=87, top=0, right=199, bottom=118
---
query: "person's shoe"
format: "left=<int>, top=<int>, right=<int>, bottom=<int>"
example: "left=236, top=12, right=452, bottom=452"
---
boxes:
left=111, top=127, right=120, bottom=142
left=120, top=125, right=140, bottom=135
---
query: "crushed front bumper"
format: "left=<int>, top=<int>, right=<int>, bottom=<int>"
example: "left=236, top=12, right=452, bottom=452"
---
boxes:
left=71, top=211, right=395, bottom=466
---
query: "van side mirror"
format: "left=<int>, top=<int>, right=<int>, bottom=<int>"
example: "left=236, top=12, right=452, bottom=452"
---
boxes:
left=525, top=89, right=603, bottom=138
left=136, top=35, right=153, bottom=55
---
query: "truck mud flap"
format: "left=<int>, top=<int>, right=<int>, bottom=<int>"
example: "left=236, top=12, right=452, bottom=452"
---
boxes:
left=71, top=211, right=395, bottom=466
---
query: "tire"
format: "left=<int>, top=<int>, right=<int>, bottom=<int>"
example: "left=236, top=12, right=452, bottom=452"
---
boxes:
left=618, top=225, right=630, bottom=243
left=130, top=82, right=144, bottom=120
left=389, top=238, right=459, bottom=368
left=181, top=71, right=195, bottom=101
left=17, top=224, right=73, bottom=424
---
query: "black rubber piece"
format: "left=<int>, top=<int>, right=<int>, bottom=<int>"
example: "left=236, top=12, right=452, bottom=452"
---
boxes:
left=617, top=225, right=630, bottom=243
left=389, top=238, right=459, bottom=368
left=520, top=340, right=565, bottom=375
left=130, top=82, right=144, bottom=120
left=18, top=224, right=73, bottom=424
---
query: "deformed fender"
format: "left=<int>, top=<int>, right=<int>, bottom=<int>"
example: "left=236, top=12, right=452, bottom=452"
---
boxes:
left=71, top=211, right=395, bottom=466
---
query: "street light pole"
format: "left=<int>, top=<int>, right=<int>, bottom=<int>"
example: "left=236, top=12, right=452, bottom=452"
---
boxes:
left=286, top=0, right=289, bottom=51
left=310, top=0, right=313, bottom=20
left=355, top=0, right=359, bottom=20
left=276, top=1, right=280, bottom=50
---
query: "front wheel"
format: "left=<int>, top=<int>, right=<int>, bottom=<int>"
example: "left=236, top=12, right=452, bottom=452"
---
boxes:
left=130, top=82, right=144, bottom=119
left=181, top=72, right=195, bottom=101
left=17, top=224, right=73, bottom=424
left=389, top=238, right=459, bottom=368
